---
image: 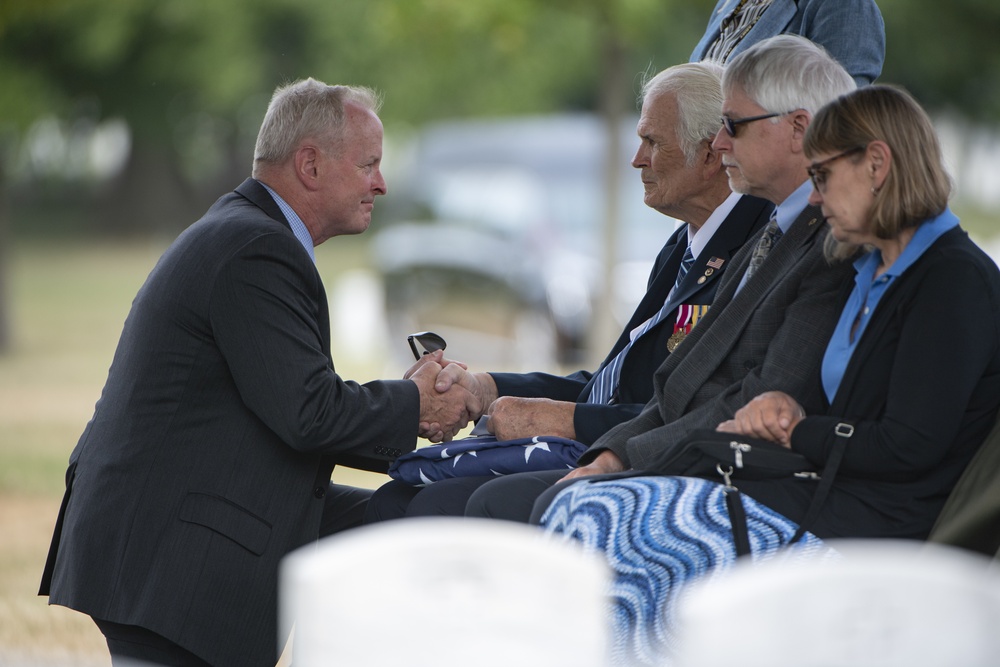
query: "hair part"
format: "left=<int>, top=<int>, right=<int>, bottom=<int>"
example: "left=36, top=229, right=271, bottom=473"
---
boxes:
left=722, top=35, right=856, bottom=119
left=640, top=61, right=725, bottom=165
left=252, top=78, right=382, bottom=172
left=804, top=84, right=952, bottom=260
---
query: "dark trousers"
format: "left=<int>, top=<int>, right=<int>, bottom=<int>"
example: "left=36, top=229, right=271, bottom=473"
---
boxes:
left=319, top=482, right=374, bottom=536
left=466, top=469, right=579, bottom=523
left=363, top=469, right=573, bottom=524
left=364, top=476, right=495, bottom=522
left=94, top=618, right=213, bottom=667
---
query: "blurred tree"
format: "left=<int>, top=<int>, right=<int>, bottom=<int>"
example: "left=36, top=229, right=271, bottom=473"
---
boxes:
left=0, top=0, right=711, bottom=358
left=3, top=0, right=997, bottom=355
left=879, top=0, right=1000, bottom=121
left=0, top=0, right=711, bottom=233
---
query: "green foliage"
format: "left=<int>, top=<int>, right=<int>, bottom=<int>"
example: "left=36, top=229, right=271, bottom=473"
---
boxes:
left=879, top=0, right=1000, bottom=120
left=0, top=0, right=715, bottom=139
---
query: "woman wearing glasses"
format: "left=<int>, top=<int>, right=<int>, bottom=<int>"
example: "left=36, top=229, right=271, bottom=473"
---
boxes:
left=537, top=85, right=1000, bottom=666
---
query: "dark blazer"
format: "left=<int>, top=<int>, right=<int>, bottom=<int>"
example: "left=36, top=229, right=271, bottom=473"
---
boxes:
left=587, top=204, right=854, bottom=470
left=490, top=195, right=772, bottom=444
left=39, top=179, right=420, bottom=667
left=744, top=227, right=1000, bottom=540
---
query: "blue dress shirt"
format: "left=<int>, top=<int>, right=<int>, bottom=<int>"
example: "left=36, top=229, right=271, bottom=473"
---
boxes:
left=821, top=208, right=960, bottom=402
left=260, top=182, right=316, bottom=263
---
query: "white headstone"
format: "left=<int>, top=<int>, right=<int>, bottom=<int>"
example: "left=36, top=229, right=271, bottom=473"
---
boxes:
left=281, top=517, right=611, bottom=667
left=674, top=539, right=1000, bottom=667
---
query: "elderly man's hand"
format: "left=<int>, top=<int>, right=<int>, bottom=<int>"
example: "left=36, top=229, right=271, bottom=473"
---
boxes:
left=484, top=396, right=576, bottom=442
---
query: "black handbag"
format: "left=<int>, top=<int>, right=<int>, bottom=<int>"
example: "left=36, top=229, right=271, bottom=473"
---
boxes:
left=641, top=426, right=854, bottom=556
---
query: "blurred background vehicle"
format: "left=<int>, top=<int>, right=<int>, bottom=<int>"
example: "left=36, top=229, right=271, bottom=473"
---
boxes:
left=372, top=113, right=674, bottom=369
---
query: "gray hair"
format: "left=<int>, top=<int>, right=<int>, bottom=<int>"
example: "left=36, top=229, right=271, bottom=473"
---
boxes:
left=641, top=61, right=725, bottom=165
left=253, top=78, right=382, bottom=167
left=722, top=35, right=856, bottom=119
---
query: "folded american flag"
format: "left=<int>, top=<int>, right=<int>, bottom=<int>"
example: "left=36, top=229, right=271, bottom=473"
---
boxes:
left=388, top=435, right=588, bottom=486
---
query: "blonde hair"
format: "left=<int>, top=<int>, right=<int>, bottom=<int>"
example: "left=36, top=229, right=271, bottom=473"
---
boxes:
left=804, top=85, right=952, bottom=260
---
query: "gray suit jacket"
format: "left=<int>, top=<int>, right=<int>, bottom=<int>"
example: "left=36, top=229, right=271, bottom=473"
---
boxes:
left=584, top=204, right=853, bottom=471
left=40, top=179, right=420, bottom=667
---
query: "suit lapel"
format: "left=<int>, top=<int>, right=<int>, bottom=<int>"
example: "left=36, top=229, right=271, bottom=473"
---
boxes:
left=236, top=178, right=292, bottom=230
left=669, top=196, right=772, bottom=308
left=655, top=204, right=827, bottom=419
left=594, top=226, right=688, bottom=371
left=728, top=205, right=824, bottom=319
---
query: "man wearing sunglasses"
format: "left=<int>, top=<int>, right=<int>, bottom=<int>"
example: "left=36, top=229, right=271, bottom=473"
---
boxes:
left=459, top=36, right=865, bottom=524
left=366, top=62, right=772, bottom=520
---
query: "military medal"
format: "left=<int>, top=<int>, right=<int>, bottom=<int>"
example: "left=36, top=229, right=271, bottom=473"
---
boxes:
left=667, top=304, right=692, bottom=351
left=667, top=304, right=710, bottom=352
left=667, top=330, right=687, bottom=352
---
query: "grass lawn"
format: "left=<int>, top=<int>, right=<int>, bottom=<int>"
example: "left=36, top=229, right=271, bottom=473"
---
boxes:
left=0, top=237, right=393, bottom=665
left=1, top=205, right=995, bottom=665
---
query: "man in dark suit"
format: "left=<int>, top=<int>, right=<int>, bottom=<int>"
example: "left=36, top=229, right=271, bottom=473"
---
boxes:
left=464, top=35, right=860, bottom=523
left=38, top=79, right=479, bottom=667
left=364, top=62, right=771, bottom=520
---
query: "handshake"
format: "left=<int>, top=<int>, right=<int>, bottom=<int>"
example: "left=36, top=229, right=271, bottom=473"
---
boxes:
left=403, top=334, right=578, bottom=444
left=404, top=348, right=494, bottom=442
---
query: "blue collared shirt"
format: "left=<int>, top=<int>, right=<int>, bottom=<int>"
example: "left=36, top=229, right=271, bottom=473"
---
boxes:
left=821, top=207, right=960, bottom=402
left=259, top=182, right=316, bottom=263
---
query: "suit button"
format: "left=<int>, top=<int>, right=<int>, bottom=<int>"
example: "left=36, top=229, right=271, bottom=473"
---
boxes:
left=743, top=360, right=757, bottom=371
left=314, top=486, right=326, bottom=499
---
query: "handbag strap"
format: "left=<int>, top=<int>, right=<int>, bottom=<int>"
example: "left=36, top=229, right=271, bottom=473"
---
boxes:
left=789, top=421, right=854, bottom=544
left=717, top=464, right=753, bottom=557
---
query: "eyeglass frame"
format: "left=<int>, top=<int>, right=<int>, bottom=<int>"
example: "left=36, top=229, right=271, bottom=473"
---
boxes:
left=806, top=145, right=867, bottom=192
left=407, top=331, right=447, bottom=361
left=720, top=109, right=799, bottom=137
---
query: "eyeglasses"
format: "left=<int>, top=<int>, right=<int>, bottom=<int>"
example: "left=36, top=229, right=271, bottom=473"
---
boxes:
left=720, top=110, right=797, bottom=137
left=407, top=331, right=447, bottom=361
left=806, top=146, right=866, bottom=192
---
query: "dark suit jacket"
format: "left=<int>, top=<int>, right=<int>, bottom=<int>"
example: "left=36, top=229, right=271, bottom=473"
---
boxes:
left=39, top=179, right=420, bottom=667
left=489, top=195, right=772, bottom=444
left=745, top=227, right=1000, bottom=540
left=587, top=204, right=854, bottom=470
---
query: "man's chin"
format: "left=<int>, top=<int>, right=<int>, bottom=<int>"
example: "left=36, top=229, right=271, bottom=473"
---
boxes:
left=726, top=176, right=751, bottom=196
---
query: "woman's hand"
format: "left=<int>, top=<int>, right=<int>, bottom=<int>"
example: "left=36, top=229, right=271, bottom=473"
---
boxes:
left=559, top=450, right=626, bottom=482
left=717, top=391, right=805, bottom=447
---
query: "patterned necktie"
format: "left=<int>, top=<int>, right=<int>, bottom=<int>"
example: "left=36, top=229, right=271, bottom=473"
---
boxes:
left=587, top=245, right=696, bottom=405
left=745, top=215, right=783, bottom=280
left=673, top=245, right=696, bottom=294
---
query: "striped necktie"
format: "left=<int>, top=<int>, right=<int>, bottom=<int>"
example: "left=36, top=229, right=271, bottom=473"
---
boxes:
left=587, top=245, right=695, bottom=405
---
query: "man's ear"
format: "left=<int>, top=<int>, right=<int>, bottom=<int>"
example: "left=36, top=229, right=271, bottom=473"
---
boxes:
left=294, top=145, right=322, bottom=191
left=701, top=139, right=724, bottom=179
left=789, top=109, right=812, bottom=152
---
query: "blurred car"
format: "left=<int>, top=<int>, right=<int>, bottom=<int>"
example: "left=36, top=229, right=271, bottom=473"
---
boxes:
left=372, top=113, right=676, bottom=367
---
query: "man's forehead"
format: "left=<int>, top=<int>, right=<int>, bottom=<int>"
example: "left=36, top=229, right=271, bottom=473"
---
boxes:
left=722, top=87, right=760, bottom=114
left=638, top=91, right=677, bottom=128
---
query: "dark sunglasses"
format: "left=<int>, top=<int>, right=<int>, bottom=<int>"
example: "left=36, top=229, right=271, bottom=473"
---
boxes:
left=407, top=331, right=447, bottom=361
left=806, top=146, right=867, bottom=192
left=720, top=109, right=798, bottom=137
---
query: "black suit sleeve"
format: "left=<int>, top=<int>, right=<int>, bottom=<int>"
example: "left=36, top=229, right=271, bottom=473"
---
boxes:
left=211, top=231, right=420, bottom=455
